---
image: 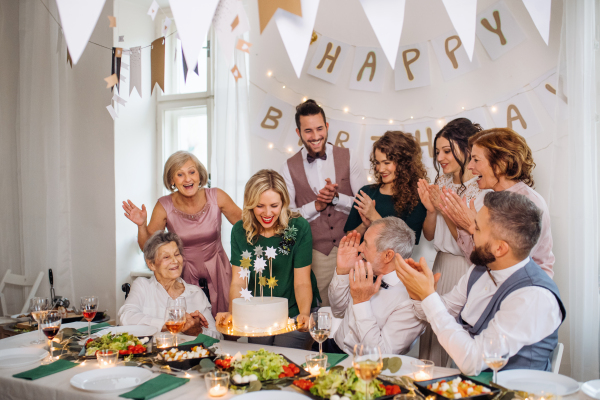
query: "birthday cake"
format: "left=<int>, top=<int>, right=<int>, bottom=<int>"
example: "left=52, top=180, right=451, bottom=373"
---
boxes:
left=232, top=297, right=289, bottom=333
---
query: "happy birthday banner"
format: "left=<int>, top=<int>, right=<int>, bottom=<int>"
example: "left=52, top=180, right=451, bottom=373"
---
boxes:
left=253, top=67, right=567, bottom=169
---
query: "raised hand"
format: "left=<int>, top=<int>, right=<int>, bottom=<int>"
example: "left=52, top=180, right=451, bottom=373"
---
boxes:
left=296, top=314, right=310, bottom=332
left=349, top=260, right=381, bottom=304
left=354, top=190, right=379, bottom=222
left=122, top=200, right=147, bottom=226
left=394, top=254, right=438, bottom=300
left=357, top=210, right=371, bottom=228
left=440, top=188, right=476, bottom=234
left=428, top=184, right=444, bottom=212
left=417, top=179, right=435, bottom=213
left=215, top=312, right=232, bottom=326
left=336, top=231, right=362, bottom=275
left=315, top=178, right=339, bottom=211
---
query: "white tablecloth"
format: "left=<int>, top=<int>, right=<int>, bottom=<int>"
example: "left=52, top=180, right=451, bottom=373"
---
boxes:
left=0, top=322, right=591, bottom=400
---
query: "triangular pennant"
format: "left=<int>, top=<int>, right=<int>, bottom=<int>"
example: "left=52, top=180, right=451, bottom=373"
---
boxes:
left=236, top=38, right=252, bottom=53
left=231, top=65, right=242, bottom=82
left=274, top=0, right=320, bottom=78
left=441, top=0, right=478, bottom=61
left=181, top=46, right=199, bottom=83
left=169, top=0, right=220, bottom=76
left=148, top=0, right=159, bottom=21
left=358, top=0, right=406, bottom=68
left=151, top=38, right=165, bottom=95
left=258, top=0, right=302, bottom=33
left=522, top=0, right=551, bottom=45
left=55, top=0, right=106, bottom=65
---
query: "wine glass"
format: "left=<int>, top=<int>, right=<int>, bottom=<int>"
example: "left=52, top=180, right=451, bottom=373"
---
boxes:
left=309, top=311, right=332, bottom=356
left=166, top=296, right=187, bottom=309
left=80, top=296, right=99, bottom=341
left=164, top=306, right=186, bottom=346
left=483, top=332, right=509, bottom=384
left=30, top=297, right=49, bottom=345
left=353, top=343, right=383, bottom=400
left=40, top=310, right=62, bottom=365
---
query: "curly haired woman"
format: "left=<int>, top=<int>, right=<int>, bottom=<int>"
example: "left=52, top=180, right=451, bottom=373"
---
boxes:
left=343, top=131, right=428, bottom=245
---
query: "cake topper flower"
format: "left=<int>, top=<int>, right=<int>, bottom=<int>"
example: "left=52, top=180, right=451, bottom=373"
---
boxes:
left=240, top=287, right=253, bottom=302
left=253, top=245, right=264, bottom=257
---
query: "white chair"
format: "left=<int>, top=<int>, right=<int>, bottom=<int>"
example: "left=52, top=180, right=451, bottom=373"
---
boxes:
left=318, top=306, right=343, bottom=338
left=551, top=342, right=564, bottom=373
left=0, top=269, right=44, bottom=318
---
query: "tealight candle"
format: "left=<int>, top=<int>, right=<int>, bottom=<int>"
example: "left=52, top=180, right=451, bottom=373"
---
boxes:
left=96, top=350, right=118, bottom=369
left=305, top=353, right=328, bottom=376
left=205, top=371, right=229, bottom=397
left=155, top=333, right=174, bottom=349
left=411, top=359, right=434, bottom=381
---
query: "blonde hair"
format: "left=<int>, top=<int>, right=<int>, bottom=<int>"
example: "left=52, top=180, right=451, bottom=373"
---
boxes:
left=163, top=151, right=208, bottom=192
left=242, top=169, right=300, bottom=244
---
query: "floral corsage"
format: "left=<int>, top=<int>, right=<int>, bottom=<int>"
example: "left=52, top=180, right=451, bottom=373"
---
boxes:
left=278, top=225, right=298, bottom=255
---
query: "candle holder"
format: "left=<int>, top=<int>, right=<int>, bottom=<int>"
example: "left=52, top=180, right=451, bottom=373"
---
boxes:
left=96, top=350, right=118, bottom=368
left=205, top=371, right=230, bottom=397
left=155, top=333, right=174, bottom=349
left=411, top=359, right=434, bottom=381
left=305, top=353, right=328, bottom=376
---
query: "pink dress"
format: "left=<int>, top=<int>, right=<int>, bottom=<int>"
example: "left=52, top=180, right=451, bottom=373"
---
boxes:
left=158, top=188, right=231, bottom=317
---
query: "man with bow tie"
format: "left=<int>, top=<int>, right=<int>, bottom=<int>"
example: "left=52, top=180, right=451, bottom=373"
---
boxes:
left=281, top=99, right=366, bottom=307
left=319, top=216, right=426, bottom=355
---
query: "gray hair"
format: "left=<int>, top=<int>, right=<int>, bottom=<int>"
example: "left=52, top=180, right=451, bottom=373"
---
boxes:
left=143, top=231, right=185, bottom=264
left=163, top=151, right=208, bottom=192
left=483, top=191, right=542, bottom=259
left=370, top=216, right=415, bottom=259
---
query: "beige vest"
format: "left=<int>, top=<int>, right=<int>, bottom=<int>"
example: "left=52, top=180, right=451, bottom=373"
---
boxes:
left=287, top=145, right=353, bottom=255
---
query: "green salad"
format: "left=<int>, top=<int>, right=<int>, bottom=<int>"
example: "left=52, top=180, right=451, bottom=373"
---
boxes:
left=232, top=348, right=290, bottom=381
left=84, top=333, right=146, bottom=356
left=310, top=368, right=386, bottom=400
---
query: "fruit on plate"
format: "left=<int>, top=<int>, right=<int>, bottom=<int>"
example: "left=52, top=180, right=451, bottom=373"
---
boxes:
left=428, top=378, right=492, bottom=399
left=156, top=345, right=210, bottom=361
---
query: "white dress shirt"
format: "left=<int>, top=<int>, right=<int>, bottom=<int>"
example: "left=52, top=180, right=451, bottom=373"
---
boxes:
left=329, top=269, right=426, bottom=355
left=280, top=143, right=367, bottom=222
left=118, top=276, right=222, bottom=339
left=412, top=257, right=562, bottom=375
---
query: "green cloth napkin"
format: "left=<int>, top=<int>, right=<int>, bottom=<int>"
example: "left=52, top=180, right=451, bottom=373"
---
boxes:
left=180, top=333, right=220, bottom=348
left=13, top=359, right=77, bottom=380
left=119, top=374, right=189, bottom=400
left=326, top=352, right=349, bottom=369
left=77, top=322, right=111, bottom=334
left=468, top=372, right=493, bottom=385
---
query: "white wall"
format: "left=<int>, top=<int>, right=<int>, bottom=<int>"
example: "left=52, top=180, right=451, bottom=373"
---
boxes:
left=113, top=0, right=158, bottom=315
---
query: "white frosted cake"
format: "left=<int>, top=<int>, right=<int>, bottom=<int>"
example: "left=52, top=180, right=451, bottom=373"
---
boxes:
left=232, top=297, right=289, bottom=333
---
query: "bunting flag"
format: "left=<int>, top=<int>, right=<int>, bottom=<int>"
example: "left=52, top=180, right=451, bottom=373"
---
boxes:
left=358, top=0, right=406, bottom=68
left=530, top=68, right=568, bottom=121
left=129, top=46, right=142, bottom=97
left=488, top=91, right=542, bottom=138
left=257, top=0, right=302, bottom=33
left=151, top=38, right=165, bottom=95
left=522, top=0, right=551, bottom=45
left=182, top=47, right=199, bottom=83
left=162, top=16, right=172, bottom=37
left=111, top=47, right=122, bottom=92
left=254, top=94, right=295, bottom=143
left=274, top=0, right=321, bottom=78
left=55, top=0, right=106, bottom=65
left=213, top=0, right=250, bottom=66
left=441, top=0, right=478, bottom=61
left=430, top=29, right=480, bottom=81
left=476, top=1, right=526, bottom=61
left=349, top=46, right=386, bottom=93
left=169, top=0, right=219, bottom=79
left=394, top=42, right=430, bottom=91
left=306, top=36, right=351, bottom=84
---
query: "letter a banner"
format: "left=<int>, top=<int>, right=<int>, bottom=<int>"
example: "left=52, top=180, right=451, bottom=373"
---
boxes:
left=349, top=46, right=386, bottom=92
left=253, top=94, right=295, bottom=143
left=488, top=91, right=542, bottom=139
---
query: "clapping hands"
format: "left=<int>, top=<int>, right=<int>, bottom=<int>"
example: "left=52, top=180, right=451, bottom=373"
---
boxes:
left=336, top=231, right=362, bottom=275
left=394, top=255, right=441, bottom=301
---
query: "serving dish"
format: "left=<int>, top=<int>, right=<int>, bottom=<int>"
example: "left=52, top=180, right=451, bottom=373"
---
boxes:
left=413, top=374, right=500, bottom=400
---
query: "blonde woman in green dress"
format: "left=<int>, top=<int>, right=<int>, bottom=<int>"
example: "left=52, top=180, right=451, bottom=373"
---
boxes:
left=216, top=169, right=321, bottom=349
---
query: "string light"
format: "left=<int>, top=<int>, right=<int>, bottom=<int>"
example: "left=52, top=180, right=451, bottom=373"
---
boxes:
left=438, top=119, right=444, bottom=125
left=388, top=119, right=393, bottom=124
left=343, top=107, right=349, bottom=113
left=367, top=176, right=373, bottom=182
left=302, top=97, right=307, bottom=102
left=491, top=106, right=497, bottom=112
left=267, top=71, right=272, bottom=77
left=410, top=116, right=414, bottom=119
left=287, top=147, right=293, bottom=153
left=362, top=117, right=365, bottom=120
left=462, top=106, right=465, bottom=110
left=268, top=143, right=273, bottom=149
left=282, top=85, right=285, bottom=89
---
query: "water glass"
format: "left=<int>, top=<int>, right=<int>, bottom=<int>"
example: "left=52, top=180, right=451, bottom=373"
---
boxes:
left=483, top=332, right=509, bottom=384
left=309, top=311, right=332, bottom=356
left=30, top=297, right=49, bottom=345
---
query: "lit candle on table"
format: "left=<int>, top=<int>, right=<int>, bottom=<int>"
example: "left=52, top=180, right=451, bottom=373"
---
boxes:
left=208, top=384, right=228, bottom=397
left=306, top=365, right=321, bottom=376
left=411, top=359, right=434, bottom=381
left=414, top=371, right=432, bottom=381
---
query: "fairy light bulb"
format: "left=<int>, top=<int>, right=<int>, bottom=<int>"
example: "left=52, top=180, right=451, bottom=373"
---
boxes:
left=282, top=85, right=285, bottom=89
left=268, top=143, right=273, bottom=149
left=287, top=147, right=293, bottom=153
left=462, top=106, right=465, bottom=110
left=267, top=71, right=272, bottom=77
left=388, top=119, right=393, bottom=124
left=367, top=176, right=373, bottom=182
left=343, top=107, right=349, bottom=113
left=410, top=116, right=414, bottom=119
left=491, top=106, right=497, bottom=112
left=302, top=97, right=307, bottom=102
left=362, top=117, right=365, bottom=120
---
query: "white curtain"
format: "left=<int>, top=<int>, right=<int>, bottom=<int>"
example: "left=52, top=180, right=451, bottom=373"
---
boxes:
left=211, top=32, right=251, bottom=257
left=551, top=0, right=600, bottom=381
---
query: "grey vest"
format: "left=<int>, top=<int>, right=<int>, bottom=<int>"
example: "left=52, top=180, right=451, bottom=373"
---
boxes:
left=458, top=260, right=565, bottom=371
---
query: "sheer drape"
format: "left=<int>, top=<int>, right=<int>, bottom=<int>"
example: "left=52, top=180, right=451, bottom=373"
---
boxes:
left=211, top=33, right=251, bottom=257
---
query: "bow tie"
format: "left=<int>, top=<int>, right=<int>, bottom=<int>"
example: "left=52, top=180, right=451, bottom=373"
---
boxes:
left=373, top=276, right=389, bottom=289
left=307, top=152, right=327, bottom=163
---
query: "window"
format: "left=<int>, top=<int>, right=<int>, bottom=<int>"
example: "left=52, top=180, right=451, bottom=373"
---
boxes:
left=156, top=14, right=213, bottom=196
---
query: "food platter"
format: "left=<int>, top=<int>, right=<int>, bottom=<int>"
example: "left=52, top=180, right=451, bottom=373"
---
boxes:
left=79, top=331, right=153, bottom=359
left=413, top=374, right=500, bottom=400
left=154, top=343, right=216, bottom=370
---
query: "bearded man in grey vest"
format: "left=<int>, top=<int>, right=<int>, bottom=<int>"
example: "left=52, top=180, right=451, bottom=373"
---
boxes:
left=281, top=100, right=367, bottom=307
left=395, top=191, right=565, bottom=373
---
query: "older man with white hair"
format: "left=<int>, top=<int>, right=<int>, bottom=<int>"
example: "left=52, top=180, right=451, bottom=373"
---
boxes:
left=320, top=216, right=426, bottom=355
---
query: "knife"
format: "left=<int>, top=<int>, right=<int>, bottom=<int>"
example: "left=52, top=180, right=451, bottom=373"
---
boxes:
left=49, top=268, right=56, bottom=304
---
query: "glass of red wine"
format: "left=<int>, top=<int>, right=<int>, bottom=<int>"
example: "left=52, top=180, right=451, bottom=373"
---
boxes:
left=40, top=310, right=62, bottom=365
left=81, top=296, right=99, bottom=341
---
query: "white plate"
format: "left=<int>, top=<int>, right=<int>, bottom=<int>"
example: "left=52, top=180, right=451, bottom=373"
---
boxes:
left=233, top=392, right=309, bottom=400
left=581, top=380, right=600, bottom=399
left=380, top=354, right=419, bottom=377
left=0, top=348, right=48, bottom=369
left=94, top=325, right=158, bottom=338
left=497, top=370, right=580, bottom=396
left=70, top=366, right=153, bottom=393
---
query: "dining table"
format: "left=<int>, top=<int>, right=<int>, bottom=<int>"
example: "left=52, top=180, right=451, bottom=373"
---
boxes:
left=0, top=322, right=592, bottom=400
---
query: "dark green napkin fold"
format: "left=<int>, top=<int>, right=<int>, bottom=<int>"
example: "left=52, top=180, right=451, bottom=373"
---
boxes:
left=326, top=352, right=348, bottom=369
left=77, top=322, right=111, bottom=334
left=468, top=372, right=493, bottom=385
left=13, top=359, right=77, bottom=380
left=180, top=333, right=220, bottom=348
left=119, top=374, right=189, bottom=400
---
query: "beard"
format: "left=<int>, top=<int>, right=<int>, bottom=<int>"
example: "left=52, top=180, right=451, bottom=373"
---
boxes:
left=470, top=243, right=496, bottom=266
left=300, top=132, right=328, bottom=157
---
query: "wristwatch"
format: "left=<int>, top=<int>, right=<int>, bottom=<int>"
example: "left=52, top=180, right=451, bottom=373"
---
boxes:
left=330, top=194, right=339, bottom=206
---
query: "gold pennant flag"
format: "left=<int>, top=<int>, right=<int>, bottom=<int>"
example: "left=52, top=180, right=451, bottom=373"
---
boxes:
left=104, top=74, right=118, bottom=88
left=108, top=16, right=117, bottom=28
left=257, top=0, right=302, bottom=33
left=151, top=38, right=165, bottom=95
left=231, top=65, right=242, bottom=82
left=114, top=47, right=122, bottom=58
left=231, top=15, right=239, bottom=31
left=236, top=38, right=252, bottom=53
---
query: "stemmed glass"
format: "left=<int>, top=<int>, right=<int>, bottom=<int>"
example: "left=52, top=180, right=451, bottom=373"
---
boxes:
left=309, top=311, right=332, bottom=357
left=483, top=332, right=509, bottom=384
left=353, top=343, right=383, bottom=400
left=30, top=297, right=49, bottom=345
left=81, top=296, right=99, bottom=341
left=166, top=296, right=187, bottom=309
left=40, top=310, right=62, bottom=365
left=165, top=306, right=186, bottom=346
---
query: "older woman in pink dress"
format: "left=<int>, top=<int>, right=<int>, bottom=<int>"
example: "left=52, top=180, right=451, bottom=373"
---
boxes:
left=122, top=151, right=242, bottom=316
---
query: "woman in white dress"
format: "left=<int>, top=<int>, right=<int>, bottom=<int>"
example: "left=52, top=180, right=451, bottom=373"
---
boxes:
left=416, top=118, right=488, bottom=367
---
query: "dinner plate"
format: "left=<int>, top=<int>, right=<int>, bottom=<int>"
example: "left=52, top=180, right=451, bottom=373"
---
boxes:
left=497, top=370, right=580, bottom=396
left=581, top=380, right=600, bottom=399
left=233, top=392, right=309, bottom=400
left=94, top=325, right=158, bottom=338
left=70, top=366, right=152, bottom=393
left=0, top=348, right=48, bottom=369
left=380, top=354, right=419, bottom=377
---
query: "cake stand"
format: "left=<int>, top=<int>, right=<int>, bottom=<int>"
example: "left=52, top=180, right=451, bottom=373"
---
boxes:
left=215, top=320, right=302, bottom=337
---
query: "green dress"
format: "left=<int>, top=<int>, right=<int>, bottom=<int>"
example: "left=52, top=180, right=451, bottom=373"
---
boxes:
left=230, top=216, right=321, bottom=317
left=343, top=184, right=427, bottom=245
